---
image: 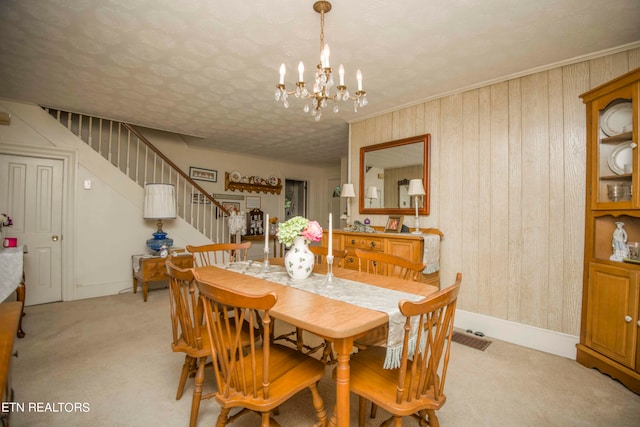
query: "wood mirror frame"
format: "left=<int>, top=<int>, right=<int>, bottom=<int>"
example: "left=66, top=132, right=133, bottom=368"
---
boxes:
left=359, top=134, right=430, bottom=216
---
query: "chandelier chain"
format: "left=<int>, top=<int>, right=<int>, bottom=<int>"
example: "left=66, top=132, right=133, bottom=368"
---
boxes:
left=319, top=9, right=325, bottom=56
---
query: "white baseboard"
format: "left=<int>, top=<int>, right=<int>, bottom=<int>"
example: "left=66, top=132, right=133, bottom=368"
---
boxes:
left=454, top=309, right=578, bottom=359
left=73, top=280, right=140, bottom=301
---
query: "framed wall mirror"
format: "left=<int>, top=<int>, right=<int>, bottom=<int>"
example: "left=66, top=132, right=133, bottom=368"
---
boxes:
left=359, top=134, right=430, bottom=216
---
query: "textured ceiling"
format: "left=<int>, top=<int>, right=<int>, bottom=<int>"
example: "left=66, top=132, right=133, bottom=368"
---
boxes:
left=0, top=0, right=639, bottom=167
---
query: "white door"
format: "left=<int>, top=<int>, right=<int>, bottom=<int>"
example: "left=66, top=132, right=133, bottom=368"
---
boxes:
left=0, top=154, right=63, bottom=305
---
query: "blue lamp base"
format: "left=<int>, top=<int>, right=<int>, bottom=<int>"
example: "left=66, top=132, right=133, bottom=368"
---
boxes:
left=146, top=231, right=173, bottom=255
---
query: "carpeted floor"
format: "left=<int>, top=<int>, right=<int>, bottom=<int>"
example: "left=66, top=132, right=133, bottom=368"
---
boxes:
left=8, top=288, right=640, bottom=426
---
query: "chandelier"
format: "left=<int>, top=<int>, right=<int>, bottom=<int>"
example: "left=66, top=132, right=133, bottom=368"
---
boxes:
left=274, top=1, right=367, bottom=121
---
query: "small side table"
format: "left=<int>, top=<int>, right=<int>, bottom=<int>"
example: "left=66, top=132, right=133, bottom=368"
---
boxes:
left=132, top=252, right=193, bottom=301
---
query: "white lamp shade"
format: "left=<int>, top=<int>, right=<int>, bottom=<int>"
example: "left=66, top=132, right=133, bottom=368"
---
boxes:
left=407, top=179, right=426, bottom=196
left=143, top=184, right=177, bottom=219
left=341, top=183, right=355, bottom=198
left=366, top=186, right=378, bottom=199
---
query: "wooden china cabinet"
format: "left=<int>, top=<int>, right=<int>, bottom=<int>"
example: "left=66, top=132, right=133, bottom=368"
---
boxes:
left=577, top=68, right=640, bottom=393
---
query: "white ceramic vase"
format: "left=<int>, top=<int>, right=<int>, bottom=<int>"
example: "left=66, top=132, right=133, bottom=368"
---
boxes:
left=284, top=236, right=315, bottom=280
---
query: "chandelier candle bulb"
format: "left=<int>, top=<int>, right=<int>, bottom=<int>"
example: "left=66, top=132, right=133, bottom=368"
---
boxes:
left=339, top=64, right=345, bottom=86
left=279, top=64, right=286, bottom=85
left=322, top=44, right=330, bottom=68
left=298, top=62, right=304, bottom=82
left=357, top=70, right=363, bottom=91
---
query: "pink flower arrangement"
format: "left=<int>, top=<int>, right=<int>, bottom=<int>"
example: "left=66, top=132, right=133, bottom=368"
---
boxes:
left=301, top=220, right=323, bottom=242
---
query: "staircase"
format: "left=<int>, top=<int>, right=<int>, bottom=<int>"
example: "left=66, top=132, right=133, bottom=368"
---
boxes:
left=44, top=107, right=230, bottom=243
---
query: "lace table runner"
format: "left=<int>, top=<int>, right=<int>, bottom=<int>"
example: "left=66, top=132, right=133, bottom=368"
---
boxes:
left=222, top=261, right=425, bottom=369
left=422, top=233, right=440, bottom=274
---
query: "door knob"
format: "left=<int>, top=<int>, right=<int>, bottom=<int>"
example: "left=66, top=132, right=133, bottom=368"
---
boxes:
left=624, top=315, right=632, bottom=323
left=52, top=235, right=59, bottom=241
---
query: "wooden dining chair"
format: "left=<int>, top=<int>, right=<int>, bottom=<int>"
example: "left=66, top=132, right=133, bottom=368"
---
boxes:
left=186, top=241, right=252, bottom=267
left=355, top=248, right=425, bottom=281
left=272, top=246, right=348, bottom=364
left=165, top=258, right=255, bottom=427
left=309, top=245, right=348, bottom=268
left=345, top=273, right=462, bottom=427
left=353, top=248, right=426, bottom=350
left=194, top=276, right=329, bottom=427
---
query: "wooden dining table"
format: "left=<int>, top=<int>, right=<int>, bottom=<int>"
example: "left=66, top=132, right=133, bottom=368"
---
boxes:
left=192, top=263, right=438, bottom=426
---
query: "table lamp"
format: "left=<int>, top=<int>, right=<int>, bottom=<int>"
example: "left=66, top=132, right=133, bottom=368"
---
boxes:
left=143, top=183, right=177, bottom=254
left=366, top=186, right=378, bottom=208
left=407, top=179, right=425, bottom=234
left=340, top=183, right=355, bottom=226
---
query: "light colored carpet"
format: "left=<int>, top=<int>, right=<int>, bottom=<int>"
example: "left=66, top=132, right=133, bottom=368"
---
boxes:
left=9, top=287, right=640, bottom=426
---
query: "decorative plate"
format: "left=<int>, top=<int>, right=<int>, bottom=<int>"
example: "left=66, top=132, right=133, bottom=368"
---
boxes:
left=269, top=175, right=278, bottom=186
left=601, top=102, right=632, bottom=136
left=229, top=170, right=241, bottom=182
left=608, top=142, right=634, bottom=175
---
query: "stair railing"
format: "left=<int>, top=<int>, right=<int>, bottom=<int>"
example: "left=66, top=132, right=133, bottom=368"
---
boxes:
left=44, top=108, right=231, bottom=243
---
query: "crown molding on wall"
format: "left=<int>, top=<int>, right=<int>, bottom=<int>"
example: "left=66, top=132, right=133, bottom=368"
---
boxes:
left=351, top=41, right=640, bottom=124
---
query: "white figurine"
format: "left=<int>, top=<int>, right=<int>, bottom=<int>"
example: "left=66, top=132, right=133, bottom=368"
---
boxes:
left=610, top=221, right=629, bottom=261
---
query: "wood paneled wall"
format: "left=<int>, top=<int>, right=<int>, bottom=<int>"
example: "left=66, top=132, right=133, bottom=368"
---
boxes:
left=350, top=47, right=640, bottom=335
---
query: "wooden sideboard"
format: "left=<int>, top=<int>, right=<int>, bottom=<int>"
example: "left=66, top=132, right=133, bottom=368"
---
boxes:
left=322, top=228, right=442, bottom=287
left=1, top=302, right=21, bottom=426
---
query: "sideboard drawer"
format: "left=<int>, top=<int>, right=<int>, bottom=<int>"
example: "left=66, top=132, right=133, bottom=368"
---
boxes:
left=344, top=237, right=362, bottom=248
left=343, top=253, right=358, bottom=269
left=361, top=237, right=384, bottom=251
left=344, top=236, right=383, bottom=251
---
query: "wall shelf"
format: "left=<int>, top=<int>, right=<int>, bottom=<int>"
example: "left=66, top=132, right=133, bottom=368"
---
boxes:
left=224, top=172, right=282, bottom=195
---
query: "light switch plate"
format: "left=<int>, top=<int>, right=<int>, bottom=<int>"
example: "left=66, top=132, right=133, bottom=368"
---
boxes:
left=83, top=179, right=92, bottom=189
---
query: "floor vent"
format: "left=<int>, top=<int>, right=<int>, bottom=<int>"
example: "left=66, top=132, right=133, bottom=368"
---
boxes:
left=451, top=331, right=492, bottom=351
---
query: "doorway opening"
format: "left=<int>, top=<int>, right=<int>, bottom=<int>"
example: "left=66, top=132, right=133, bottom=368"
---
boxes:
left=284, top=179, right=307, bottom=220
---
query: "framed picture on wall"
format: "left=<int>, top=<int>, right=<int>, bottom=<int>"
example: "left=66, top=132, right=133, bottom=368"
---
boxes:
left=189, top=166, right=217, bottom=182
left=384, top=215, right=404, bottom=233
left=222, top=202, right=240, bottom=214
left=246, top=196, right=261, bottom=209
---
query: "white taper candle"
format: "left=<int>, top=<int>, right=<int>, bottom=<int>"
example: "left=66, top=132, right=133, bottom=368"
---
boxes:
left=328, top=213, right=333, bottom=257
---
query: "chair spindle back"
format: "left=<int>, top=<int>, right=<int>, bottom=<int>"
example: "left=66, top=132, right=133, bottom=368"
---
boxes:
left=355, top=248, right=425, bottom=281
left=396, top=273, right=461, bottom=405
left=187, top=242, right=252, bottom=267
left=166, top=259, right=203, bottom=351
left=197, top=280, right=276, bottom=400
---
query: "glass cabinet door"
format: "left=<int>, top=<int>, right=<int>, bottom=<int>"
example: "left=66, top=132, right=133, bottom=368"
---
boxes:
left=592, top=85, right=638, bottom=209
